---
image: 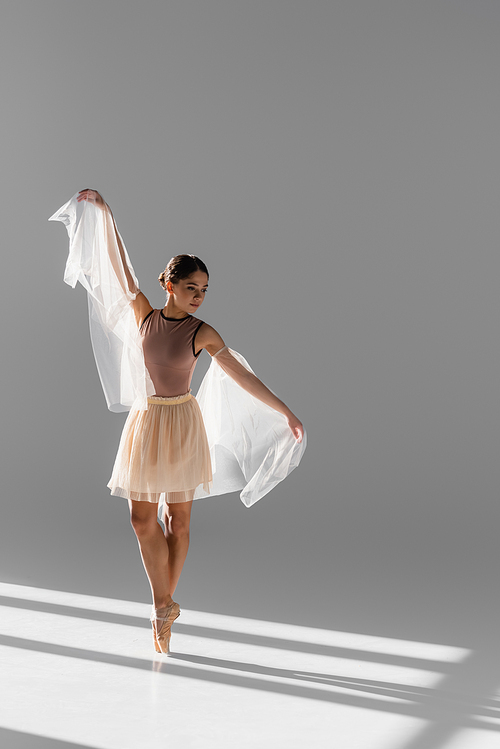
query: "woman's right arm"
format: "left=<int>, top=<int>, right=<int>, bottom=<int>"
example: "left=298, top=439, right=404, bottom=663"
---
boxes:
left=77, top=189, right=153, bottom=328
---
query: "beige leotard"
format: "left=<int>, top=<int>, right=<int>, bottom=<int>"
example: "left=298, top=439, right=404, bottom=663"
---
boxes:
left=140, top=309, right=205, bottom=397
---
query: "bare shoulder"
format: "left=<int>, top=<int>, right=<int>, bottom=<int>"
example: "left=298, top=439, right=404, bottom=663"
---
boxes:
left=195, top=321, right=225, bottom=355
left=132, top=291, right=153, bottom=329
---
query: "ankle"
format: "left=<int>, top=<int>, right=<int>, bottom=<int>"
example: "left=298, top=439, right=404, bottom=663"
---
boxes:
left=153, top=596, right=174, bottom=611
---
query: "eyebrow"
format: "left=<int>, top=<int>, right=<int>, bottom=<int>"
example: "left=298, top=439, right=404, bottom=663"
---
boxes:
left=185, top=282, right=209, bottom=287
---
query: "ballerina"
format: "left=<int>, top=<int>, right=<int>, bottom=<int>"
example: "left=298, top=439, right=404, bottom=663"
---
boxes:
left=50, top=188, right=306, bottom=654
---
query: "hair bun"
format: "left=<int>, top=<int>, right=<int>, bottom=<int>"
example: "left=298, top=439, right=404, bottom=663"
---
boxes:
left=158, top=270, right=168, bottom=291
left=158, top=255, right=209, bottom=292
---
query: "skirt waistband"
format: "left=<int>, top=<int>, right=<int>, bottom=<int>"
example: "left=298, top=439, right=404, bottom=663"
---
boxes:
left=147, top=391, right=192, bottom=405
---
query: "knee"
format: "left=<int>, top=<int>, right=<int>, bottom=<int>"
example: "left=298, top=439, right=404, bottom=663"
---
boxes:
left=130, top=511, right=157, bottom=539
left=167, top=515, right=190, bottom=539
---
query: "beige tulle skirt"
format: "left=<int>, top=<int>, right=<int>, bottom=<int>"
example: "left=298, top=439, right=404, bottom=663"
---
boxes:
left=107, top=392, right=213, bottom=504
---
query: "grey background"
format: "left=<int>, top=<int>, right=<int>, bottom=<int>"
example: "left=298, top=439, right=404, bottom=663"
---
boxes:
left=1, top=0, right=500, bottom=656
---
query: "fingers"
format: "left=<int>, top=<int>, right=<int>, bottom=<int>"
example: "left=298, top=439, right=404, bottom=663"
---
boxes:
left=77, top=189, right=99, bottom=203
left=77, top=190, right=106, bottom=211
left=287, top=414, right=304, bottom=443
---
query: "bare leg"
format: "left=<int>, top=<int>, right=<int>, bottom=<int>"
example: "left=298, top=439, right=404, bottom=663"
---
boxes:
left=129, top=499, right=174, bottom=609
left=164, top=495, right=194, bottom=596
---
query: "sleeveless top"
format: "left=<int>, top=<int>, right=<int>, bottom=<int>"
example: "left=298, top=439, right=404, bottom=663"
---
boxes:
left=139, top=309, right=205, bottom=397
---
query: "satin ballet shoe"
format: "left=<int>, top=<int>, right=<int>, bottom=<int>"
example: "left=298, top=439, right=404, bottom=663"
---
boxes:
left=150, top=601, right=181, bottom=654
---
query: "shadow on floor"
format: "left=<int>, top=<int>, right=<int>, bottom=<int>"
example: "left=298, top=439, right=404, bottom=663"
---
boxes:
left=0, top=594, right=463, bottom=670
left=1, top=630, right=499, bottom=740
left=0, top=727, right=92, bottom=749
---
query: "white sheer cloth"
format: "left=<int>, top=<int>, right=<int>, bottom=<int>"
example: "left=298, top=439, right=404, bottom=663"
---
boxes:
left=195, top=346, right=307, bottom=506
left=49, top=193, right=154, bottom=412
left=49, top=193, right=307, bottom=506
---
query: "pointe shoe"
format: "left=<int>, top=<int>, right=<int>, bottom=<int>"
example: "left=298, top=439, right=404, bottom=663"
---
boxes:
left=150, top=602, right=181, bottom=654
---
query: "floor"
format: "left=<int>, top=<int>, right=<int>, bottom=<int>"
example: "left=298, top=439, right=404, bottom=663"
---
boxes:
left=1, top=582, right=499, bottom=749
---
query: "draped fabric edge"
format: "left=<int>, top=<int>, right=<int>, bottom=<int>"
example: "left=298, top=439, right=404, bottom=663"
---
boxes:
left=49, top=193, right=155, bottom=412
left=49, top=193, right=307, bottom=506
left=194, top=346, right=307, bottom=507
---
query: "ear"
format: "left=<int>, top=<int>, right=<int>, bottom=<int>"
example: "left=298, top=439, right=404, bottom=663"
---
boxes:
left=166, top=280, right=173, bottom=295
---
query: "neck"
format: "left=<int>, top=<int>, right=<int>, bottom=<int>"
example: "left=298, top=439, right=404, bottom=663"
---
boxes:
left=163, top=298, right=190, bottom=319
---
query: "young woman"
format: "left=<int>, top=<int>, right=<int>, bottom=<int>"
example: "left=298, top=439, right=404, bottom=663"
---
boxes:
left=51, top=188, right=305, bottom=655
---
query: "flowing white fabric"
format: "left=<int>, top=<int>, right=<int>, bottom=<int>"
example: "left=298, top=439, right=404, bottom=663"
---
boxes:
left=49, top=193, right=307, bottom=506
left=49, top=193, right=155, bottom=412
left=195, top=347, right=307, bottom=506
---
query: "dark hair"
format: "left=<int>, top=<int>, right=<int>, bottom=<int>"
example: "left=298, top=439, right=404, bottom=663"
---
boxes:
left=158, top=254, right=209, bottom=291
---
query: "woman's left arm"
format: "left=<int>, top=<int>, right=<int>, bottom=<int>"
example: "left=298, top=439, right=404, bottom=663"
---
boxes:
left=197, top=323, right=304, bottom=442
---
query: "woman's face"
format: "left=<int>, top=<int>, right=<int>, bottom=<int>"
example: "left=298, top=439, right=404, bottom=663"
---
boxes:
left=167, top=271, right=209, bottom=314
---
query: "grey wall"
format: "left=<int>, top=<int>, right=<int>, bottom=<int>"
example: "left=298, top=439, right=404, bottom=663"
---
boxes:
left=1, top=0, right=500, bottom=648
